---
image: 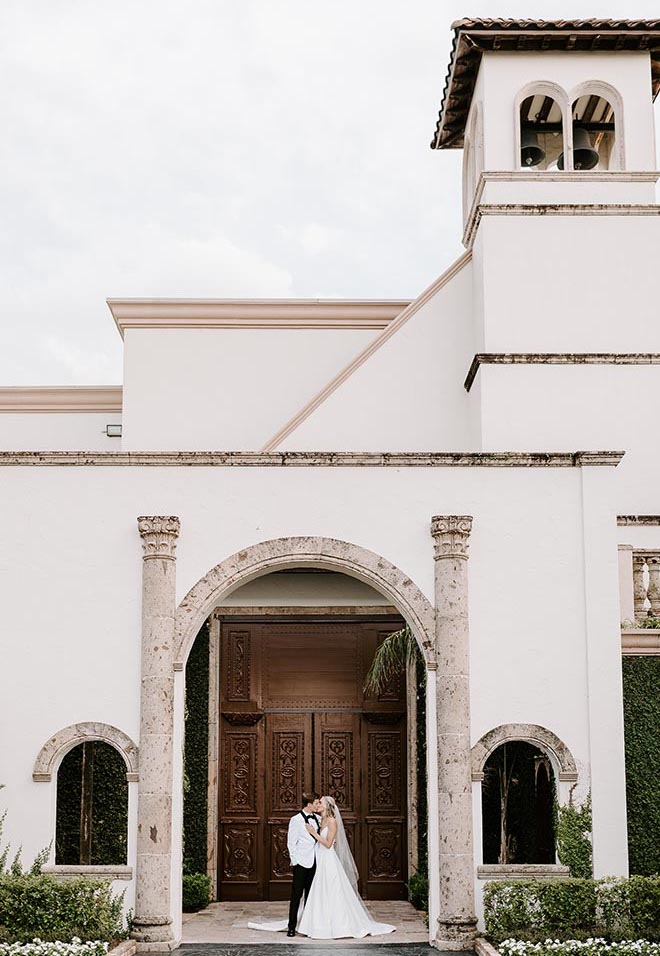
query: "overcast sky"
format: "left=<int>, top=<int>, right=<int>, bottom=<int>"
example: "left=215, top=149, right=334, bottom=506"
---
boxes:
left=1, top=1, right=658, bottom=385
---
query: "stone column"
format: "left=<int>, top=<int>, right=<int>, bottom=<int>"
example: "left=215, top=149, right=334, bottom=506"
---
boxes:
left=133, top=516, right=181, bottom=950
left=430, top=515, right=477, bottom=950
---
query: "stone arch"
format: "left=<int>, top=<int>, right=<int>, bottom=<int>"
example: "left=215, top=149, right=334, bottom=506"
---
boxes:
left=514, top=80, right=569, bottom=171
left=33, top=722, right=139, bottom=782
left=471, top=723, right=578, bottom=782
left=175, top=536, right=436, bottom=667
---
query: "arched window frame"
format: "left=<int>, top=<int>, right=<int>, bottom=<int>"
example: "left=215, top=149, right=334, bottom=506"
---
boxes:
left=33, top=722, right=137, bottom=879
left=568, top=80, right=624, bottom=171
left=514, top=81, right=568, bottom=172
left=472, top=723, right=581, bottom=877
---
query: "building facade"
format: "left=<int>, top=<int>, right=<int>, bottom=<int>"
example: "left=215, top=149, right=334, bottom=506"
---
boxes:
left=1, top=18, right=659, bottom=951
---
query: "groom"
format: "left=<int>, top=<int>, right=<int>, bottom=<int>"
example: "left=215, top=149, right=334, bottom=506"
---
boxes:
left=286, top=790, right=322, bottom=937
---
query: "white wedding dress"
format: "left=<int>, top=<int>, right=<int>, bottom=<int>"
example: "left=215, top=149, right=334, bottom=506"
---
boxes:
left=248, top=824, right=396, bottom=939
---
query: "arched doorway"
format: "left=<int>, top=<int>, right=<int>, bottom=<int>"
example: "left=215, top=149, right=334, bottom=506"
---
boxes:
left=173, top=537, right=438, bottom=931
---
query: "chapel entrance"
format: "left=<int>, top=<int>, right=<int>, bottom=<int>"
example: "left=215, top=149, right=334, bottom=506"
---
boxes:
left=217, top=616, right=408, bottom=901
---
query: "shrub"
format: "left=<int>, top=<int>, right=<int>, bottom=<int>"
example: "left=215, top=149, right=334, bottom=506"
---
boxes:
left=484, top=877, right=660, bottom=944
left=408, top=869, right=428, bottom=911
left=622, top=657, right=660, bottom=876
left=182, top=873, right=211, bottom=913
left=0, top=875, right=124, bottom=944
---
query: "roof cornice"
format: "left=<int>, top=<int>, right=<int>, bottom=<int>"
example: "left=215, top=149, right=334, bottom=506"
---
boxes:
left=0, top=387, right=122, bottom=413
left=432, top=18, right=660, bottom=150
left=107, top=299, right=410, bottom=338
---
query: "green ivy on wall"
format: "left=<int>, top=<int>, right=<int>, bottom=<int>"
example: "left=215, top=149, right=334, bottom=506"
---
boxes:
left=622, top=656, right=660, bottom=876
left=56, top=742, right=127, bottom=865
left=183, top=622, right=210, bottom=877
left=555, top=794, right=593, bottom=879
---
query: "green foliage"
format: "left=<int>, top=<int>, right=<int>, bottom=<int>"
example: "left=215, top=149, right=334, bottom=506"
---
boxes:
left=500, top=940, right=660, bottom=956
left=182, top=873, right=212, bottom=913
left=0, top=875, right=124, bottom=943
left=183, top=624, right=210, bottom=877
left=55, top=744, right=127, bottom=865
left=408, top=870, right=428, bottom=911
left=363, top=626, right=417, bottom=697
left=635, top=618, right=660, bottom=629
left=622, top=657, right=660, bottom=876
left=483, top=877, right=660, bottom=944
left=555, top=795, right=593, bottom=879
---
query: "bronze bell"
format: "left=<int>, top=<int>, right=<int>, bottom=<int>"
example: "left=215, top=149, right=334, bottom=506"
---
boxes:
left=520, top=128, right=545, bottom=167
left=558, top=126, right=600, bottom=170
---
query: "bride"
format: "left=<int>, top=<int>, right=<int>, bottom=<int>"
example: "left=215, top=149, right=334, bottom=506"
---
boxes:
left=248, top=795, right=396, bottom=940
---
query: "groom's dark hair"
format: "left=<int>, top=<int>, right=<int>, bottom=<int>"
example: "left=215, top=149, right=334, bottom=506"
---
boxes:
left=302, top=790, right=319, bottom=807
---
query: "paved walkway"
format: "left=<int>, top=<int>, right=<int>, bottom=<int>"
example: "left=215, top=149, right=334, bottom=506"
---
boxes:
left=182, top=900, right=430, bottom=947
left=177, top=946, right=437, bottom=956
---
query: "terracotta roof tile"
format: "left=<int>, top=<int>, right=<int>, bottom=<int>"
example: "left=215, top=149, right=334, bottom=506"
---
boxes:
left=431, top=19, right=660, bottom=149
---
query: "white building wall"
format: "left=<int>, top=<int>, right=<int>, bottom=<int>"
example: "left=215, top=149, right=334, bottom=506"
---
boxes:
left=0, top=413, right=121, bottom=450
left=0, top=462, right=618, bottom=926
left=277, top=261, right=476, bottom=451
left=120, top=327, right=379, bottom=451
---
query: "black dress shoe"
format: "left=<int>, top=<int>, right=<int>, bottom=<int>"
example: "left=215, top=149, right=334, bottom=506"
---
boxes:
left=286, top=929, right=296, bottom=937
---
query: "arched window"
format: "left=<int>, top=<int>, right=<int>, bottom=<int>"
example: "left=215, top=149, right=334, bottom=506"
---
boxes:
left=482, top=740, right=555, bottom=864
left=463, top=102, right=483, bottom=221
left=56, top=741, right=128, bottom=865
left=519, top=93, right=564, bottom=170
left=566, top=92, right=618, bottom=170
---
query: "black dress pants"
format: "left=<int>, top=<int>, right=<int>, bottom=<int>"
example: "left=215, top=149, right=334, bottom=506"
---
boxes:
left=288, top=862, right=316, bottom=931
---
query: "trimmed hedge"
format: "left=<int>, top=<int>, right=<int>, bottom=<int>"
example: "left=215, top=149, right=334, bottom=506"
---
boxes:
left=182, top=873, right=211, bottom=913
left=622, top=657, right=660, bottom=876
left=0, top=875, right=124, bottom=944
left=484, top=877, right=660, bottom=944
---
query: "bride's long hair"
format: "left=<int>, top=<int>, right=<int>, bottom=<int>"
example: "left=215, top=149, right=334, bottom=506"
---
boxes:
left=321, top=795, right=362, bottom=899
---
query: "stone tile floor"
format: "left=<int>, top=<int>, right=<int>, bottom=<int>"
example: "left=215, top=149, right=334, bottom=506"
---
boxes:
left=176, top=947, right=438, bottom=956
left=181, top=900, right=430, bottom=947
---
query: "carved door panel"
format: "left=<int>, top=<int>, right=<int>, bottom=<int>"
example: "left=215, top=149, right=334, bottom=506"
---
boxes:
left=362, top=714, right=407, bottom=899
left=264, top=712, right=313, bottom=899
left=314, top=711, right=361, bottom=888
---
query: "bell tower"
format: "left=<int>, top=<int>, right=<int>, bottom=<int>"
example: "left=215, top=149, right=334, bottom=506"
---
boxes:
left=430, top=19, right=660, bottom=356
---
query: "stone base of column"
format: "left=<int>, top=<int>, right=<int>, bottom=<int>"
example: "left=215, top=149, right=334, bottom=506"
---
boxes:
left=436, top=915, right=478, bottom=951
left=131, top=917, right=177, bottom=952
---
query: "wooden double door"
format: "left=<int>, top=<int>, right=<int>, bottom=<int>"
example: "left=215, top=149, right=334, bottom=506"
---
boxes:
left=218, top=617, right=408, bottom=900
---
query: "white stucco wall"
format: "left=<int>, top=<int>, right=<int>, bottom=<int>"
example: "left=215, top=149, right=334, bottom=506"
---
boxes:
left=0, top=461, right=627, bottom=929
left=120, top=327, right=380, bottom=451
left=278, top=261, right=476, bottom=450
left=475, top=214, right=660, bottom=353
left=476, top=364, right=660, bottom=515
left=0, top=414, right=121, bottom=450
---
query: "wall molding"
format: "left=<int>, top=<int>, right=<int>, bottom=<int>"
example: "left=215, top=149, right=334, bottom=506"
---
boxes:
left=107, top=298, right=410, bottom=337
left=464, top=202, right=660, bottom=249
left=0, top=450, right=624, bottom=467
left=464, top=353, right=660, bottom=391
left=477, top=864, right=571, bottom=881
left=463, top=170, right=660, bottom=246
left=0, top=387, right=122, bottom=413
left=621, top=629, right=660, bottom=655
left=617, top=515, right=660, bottom=526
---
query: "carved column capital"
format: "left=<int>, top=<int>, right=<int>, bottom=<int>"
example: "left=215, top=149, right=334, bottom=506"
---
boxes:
left=137, top=516, right=181, bottom=560
left=430, top=515, right=473, bottom=560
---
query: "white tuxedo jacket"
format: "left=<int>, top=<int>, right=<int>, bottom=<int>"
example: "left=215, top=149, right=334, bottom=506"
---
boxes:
left=287, top=811, right=319, bottom=869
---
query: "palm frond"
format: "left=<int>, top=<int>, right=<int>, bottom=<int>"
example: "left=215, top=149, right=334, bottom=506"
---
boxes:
left=363, top=625, right=418, bottom=696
